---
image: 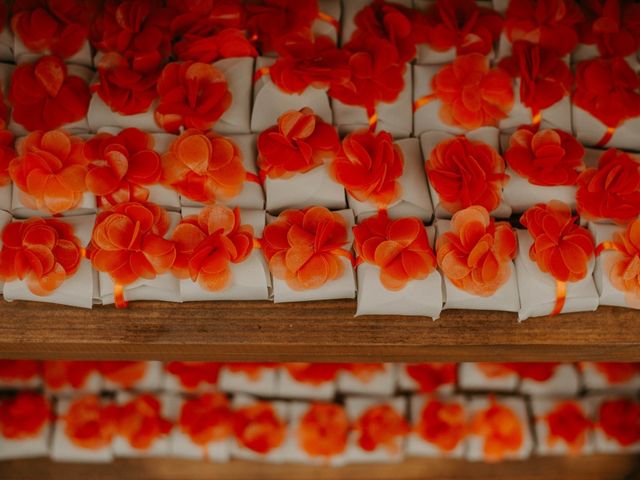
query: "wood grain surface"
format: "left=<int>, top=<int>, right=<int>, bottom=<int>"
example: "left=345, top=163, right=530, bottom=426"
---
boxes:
left=0, top=300, right=638, bottom=361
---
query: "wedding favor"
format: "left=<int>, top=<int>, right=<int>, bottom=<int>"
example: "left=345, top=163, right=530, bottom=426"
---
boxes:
left=99, top=361, right=164, bottom=392
left=587, top=395, right=640, bottom=454
left=163, top=362, right=221, bottom=394
left=458, top=363, right=518, bottom=392
left=580, top=362, right=640, bottom=392
left=397, top=363, right=457, bottom=394
left=531, top=398, right=594, bottom=456
left=219, top=363, right=279, bottom=397
left=0, top=393, right=51, bottom=460
left=516, top=363, right=581, bottom=397
left=337, top=363, right=397, bottom=397
left=277, top=363, right=340, bottom=400
left=42, top=361, right=103, bottom=395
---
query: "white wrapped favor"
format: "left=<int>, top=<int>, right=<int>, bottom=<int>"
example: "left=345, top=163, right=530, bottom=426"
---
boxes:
left=580, top=362, right=640, bottom=393
left=572, top=104, right=640, bottom=151
left=87, top=94, right=160, bottom=133
left=101, top=361, right=164, bottom=392
left=421, top=128, right=512, bottom=219
left=518, top=364, right=581, bottom=397
left=458, top=363, right=518, bottom=392
left=269, top=209, right=356, bottom=303
left=531, top=397, right=594, bottom=456
left=587, top=394, right=640, bottom=454
left=251, top=56, right=333, bottom=133
left=407, top=394, right=467, bottom=458
left=276, top=366, right=336, bottom=400
left=0, top=394, right=51, bottom=460
left=397, top=363, right=456, bottom=394
left=212, top=57, right=253, bottom=135
left=179, top=208, right=270, bottom=301
left=355, top=226, right=443, bottom=318
left=3, top=215, right=97, bottom=309
left=218, top=364, right=279, bottom=397
left=337, top=363, right=397, bottom=397
left=515, top=229, right=599, bottom=321
left=348, top=138, right=433, bottom=221
left=99, top=211, right=182, bottom=305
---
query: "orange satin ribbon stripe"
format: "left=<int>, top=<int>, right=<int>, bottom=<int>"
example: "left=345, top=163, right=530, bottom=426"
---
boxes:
left=368, top=112, right=378, bottom=131
left=253, top=66, right=270, bottom=83
left=595, top=241, right=623, bottom=256
left=317, top=11, right=340, bottom=30
left=531, top=111, right=542, bottom=128
left=245, top=172, right=262, bottom=185
left=413, top=94, right=436, bottom=112
left=80, top=247, right=87, bottom=258
left=596, top=127, right=615, bottom=148
left=332, top=248, right=356, bottom=267
left=114, top=284, right=128, bottom=309
left=550, top=280, right=566, bottom=316
left=253, top=238, right=262, bottom=250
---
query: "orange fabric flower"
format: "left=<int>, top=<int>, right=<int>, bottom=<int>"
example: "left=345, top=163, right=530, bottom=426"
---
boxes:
left=470, top=398, right=524, bottom=462
left=257, top=108, right=339, bottom=180
left=261, top=206, right=350, bottom=290
left=93, top=51, right=164, bottom=116
left=437, top=206, right=517, bottom=296
left=421, top=0, right=503, bottom=56
left=576, top=149, right=640, bottom=224
left=165, top=361, right=221, bottom=390
left=354, top=404, right=410, bottom=453
left=405, top=363, right=457, bottom=392
left=179, top=393, right=233, bottom=445
left=42, top=361, right=97, bottom=390
left=593, top=362, right=640, bottom=384
left=603, top=221, right=640, bottom=306
left=63, top=396, right=118, bottom=450
left=505, top=127, right=584, bottom=186
left=298, top=403, right=349, bottom=458
left=155, top=62, right=232, bottom=134
left=88, top=202, right=176, bottom=286
left=0, top=392, right=51, bottom=440
left=598, top=398, right=640, bottom=447
left=85, top=128, right=162, bottom=208
left=171, top=204, right=254, bottom=292
left=0, top=130, right=15, bottom=188
left=544, top=401, right=592, bottom=453
left=499, top=42, right=573, bottom=114
left=415, top=398, right=466, bottom=452
left=346, top=363, right=386, bottom=383
left=284, top=363, right=342, bottom=386
left=0, top=218, right=83, bottom=296
left=9, top=130, right=88, bottom=214
left=521, top=200, right=595, bottom=282
left=510, top=362, right=560, bottom=381
left=504, top=0, right=583, bottom=56
left=353, top=211, right=436, bottom=291
left=573, top=58, right=640, bottom=129
left=161, top=129, right=246, bottom=203
left=330, top=130, right=404, bottom=208
left=233, top=402, right=286, bottom=454
left=577, top=0, right=640, bottom=58
left=426, top=136, right=507, bottom=214
left=97, top=361, right=148, bottom=389
left=11, top=0, right=94, bottom=59
left=0, top=360, right=40, bottom=382
left=115, top=394, right=172, bottom=450
left=432, top=54, right=514, bottom=130
left=226, top=363, right=279, bottom=381
left=9, top=56, right=90, bottom=132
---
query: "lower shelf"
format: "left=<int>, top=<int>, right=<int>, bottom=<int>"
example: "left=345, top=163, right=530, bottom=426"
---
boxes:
left=1, top=455, right=638, bottom=480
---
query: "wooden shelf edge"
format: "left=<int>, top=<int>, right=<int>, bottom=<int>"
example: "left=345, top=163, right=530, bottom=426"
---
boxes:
left=0, top=300, right=638, bottom=361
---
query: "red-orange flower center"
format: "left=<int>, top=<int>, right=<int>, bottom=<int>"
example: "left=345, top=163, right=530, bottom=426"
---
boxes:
left=179, top=393, right=233, bottom=446
left=233, top=402, right=286, bottom=454
left=98, top=361, right=148, bottom=388
left=470, top=398, right=524, bottom=462
left=545, top=401, right=592, bottom=452
left=415, top=398, right=466, bottom=452
left=165, top=361, right=221, bottom=390
left=598, top=398, right=640, bottom=447
left=298, top=403, right=349, bottom=458
left=63, top=396, right=117, bottom=450
left=405, top=363, right=457, bottom=392
left=284, top=363, right=342, bottom=386
left=355, top=404, right=410, bottom=453
left=115, top=394, right=172, bottom=450
left=0, top=393, right=51, bottom=440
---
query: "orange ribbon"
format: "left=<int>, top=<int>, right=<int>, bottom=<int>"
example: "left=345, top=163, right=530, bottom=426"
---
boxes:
left=253, top=238, right=262, bottom=250
left=253, top=66, right=270, bottom=84
left=332, top=248, right=356, bottom=268
left=368, top=112, right=378, bottom=131
left=317, top=11, right=340, bottom=31
left=245, top=172, right=262, bottom=185
left=413, top=94, right=436, bottom=112
left=596, top=241, right=623, bottom=256
left=550, top=280, right=566, bottom=316
left=114, top=284, right=128, bottom=309
left=596, top=127, right=615, bottom=148
left=531, top=111, right=542, bottom=129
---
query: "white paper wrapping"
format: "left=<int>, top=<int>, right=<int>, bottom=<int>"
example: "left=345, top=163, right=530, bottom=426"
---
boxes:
left=572, top=44, right=639, bottom=69
left=436, top=219, right=520, bottom=312
left=458, top=363, right=518, bottom=392
left=531, top=397, right=595, bottom=456
left=348, top=138, right=433, bottom=222
left=586, top=394, right=640, bottom=454
left=519, top=364, right=581, bottom=397
left=502, top=167, right=578, bottom=214
left=3, top=214, right=97, bottom=308
left=50, top=396, right=114, bottom=463
left=340, top=0, right=413, bottom=46
left=212, top=57, right=253, bottom=135
left=313, top=0, right=341, bottom=43
left=572, top=104, right=640, bottom=151
left=102, top=361, right=164, bottom=392
left=0, top=410, right=50, bottom=460
left=13, top=35, right=93, bottom=67
left=112, top=392, right=172, bottom=458
left=282, top=401, right=348, bottom=466
left=162, top=367, right=218, bottom=394
left=88, top=94, right=160, bottom=133
left=580, top=362, right=640, bottom=393
left=166, top=393, right=231, bottom=462
left=276, top=367, right=336, bottom=400
left=0, top=209, right=11, bottom=291
left=230, top=394, right=290, bottom=463
left=407, top=394, right=467, bottom=458
left=219, top=366, right=279, bottom=397
left=251, top=56, right=333, bottom=133
left=0, top=184, right=12, bottom=212
left=8, top=62, right=92, bottom=135
left=44, top=370, right=103, bottom=396
left=421, top=128, right=512, bottom=219
left=396, top=363, right=456, bottom=394
left=179, top=208, right=270, bottom=301
left=515, top=229, right=599, bottom=321
left=180, top=134, right=265, bottom=210
left=337, top=364, right=397, bottom=397
left=269, top=209, right=356, bottom=303
left=0, top=61, right=14, bottom=105
left=344, top=396, right=407, bottom=464
left=589, top=223, right=639, bottom=309
left=0, top=365, right=41, bottom=389
left=466, top=396, right=533, bottom=461
left=355, top=226, right=443, bottom=318
left=0, top=24, right=12, bottom=62
left=99, top=211, right=182, bottom=305
left=265, top=163, right=346, bottom=213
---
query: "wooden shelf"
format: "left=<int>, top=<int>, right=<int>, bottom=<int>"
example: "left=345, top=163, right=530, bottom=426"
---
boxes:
left=1, top=455, right=638, bottom=480
left=0, top=299, right=638, bottom=362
